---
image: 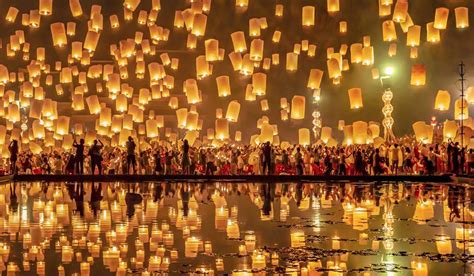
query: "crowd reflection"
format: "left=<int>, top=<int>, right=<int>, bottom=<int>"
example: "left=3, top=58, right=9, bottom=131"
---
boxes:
left=0, top=182, right=471, bottom=274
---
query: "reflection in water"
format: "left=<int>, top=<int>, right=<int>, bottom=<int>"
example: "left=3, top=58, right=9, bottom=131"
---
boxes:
left=0, top=182, right=472, bottom=274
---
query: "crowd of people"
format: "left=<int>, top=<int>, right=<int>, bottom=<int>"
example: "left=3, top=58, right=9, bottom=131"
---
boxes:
left=4, top=136, right=474, bottom=176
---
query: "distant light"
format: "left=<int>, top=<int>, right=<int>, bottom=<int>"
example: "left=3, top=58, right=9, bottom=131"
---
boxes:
left=384, top=66, right=394, bottom=76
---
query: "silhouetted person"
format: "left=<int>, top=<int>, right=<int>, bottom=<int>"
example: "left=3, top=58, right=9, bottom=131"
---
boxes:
left=89, top=139, right=104, bottom=175
left=182, top=139, right=190, bottom=174
left=73, top=139, right=85, bottom=174
left=8, top=140, right=18, bottom=175
left=262, top=142, right=271, bottom=175
left=90, top=183, right=103, bottom=217
left=126, top=136, right=137, bottom=174
left=295, top=148, right=303, bottom=175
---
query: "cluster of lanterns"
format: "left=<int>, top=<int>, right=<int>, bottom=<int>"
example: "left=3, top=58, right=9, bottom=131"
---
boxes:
left=0, top=0, right=470, bottom=155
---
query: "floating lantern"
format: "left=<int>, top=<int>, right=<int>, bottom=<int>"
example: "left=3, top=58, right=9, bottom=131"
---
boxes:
left=307, top=69, right=324, bottom=89
left=434, top=90, right=450, bottom=111
left=443, top=120, right=458, bottom=141
left=388, top=43, right=397, bottom=57
left=216, top=76, right=231, bottom=97
left=286, top=53, right=298, bottom=71
left=298, top=128, right=310, bottom=146
left=69, top=0, right=83, bottom=17
left=455, top=7, right=469, bottom=29
left=231, top=31, right=247, bottom=53
left=410, top=64, right=426, bottom=86
left=226, top=101, right=240, bottom=122
left=348, top=88, right=363, bottom=109
left=215, top=118, right=229, bottom=140
left=275, top=4, right=283, bottom=17
left=249, top=18, right=260, bottom=36
left=252, top=73, right=266, bottom=96
left=39, top=0, right=53, bottom=16
left=291, top=96, right=305, bottom=120
left=407, top=25, right=421, bottom=47
left=427, top=22, right=440, bottom=43
left=352, top=121, right=368, bottom=144
left=50, top=23, right=67, bottom=47
left=393, top=0, right=408, bottom=22
left=272, top=31, right=281, bottom=43
left=250, top=39, right=264, bottom=61
left=191, top=14, right=207, bottom=36
left=327, top=58, right=341, bottom=79
left=205, top=39, right=219, bottom=61
left=327, top=0, right=340, bottom=13
left=382, top=20, right=397, bottom=41
left=5, top=7, right=19, bottom=23
left=454, top=98, right=469, bottom=120
left=339, top=21, right=347, bottom=34
left=434, top=7, right=449, bottom=30
left=302, top=6, right=315, bottom=27
left=260, top=99, right=269, bottom=111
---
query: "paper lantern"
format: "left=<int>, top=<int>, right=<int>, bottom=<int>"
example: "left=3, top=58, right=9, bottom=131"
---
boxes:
left=407, top=25, right=421, bottom=47
left=252, top=73, right=266, bottom=96
left=228, top=52, right=242, bottom=71
left=291, top=96, right=305, bottom=120
left=99, top=107, right=112, bottom=127
left=410, top=64, right=426, bottom=86
left=5, top=7, right=19, bottom=23
left=339, top=21, right=347, bottom=33
left=327, top=58, right=341, bottom=79
left=348, top=88, right=363, bottom=109
left=350, top=43, right=363, bottom=63
left=286, top=53, right=298, bottom=71
left=236, top=0, right=248, bottom=8
left=272, top=31, right=281, bottom=43
left=7, top=103, right=20, bottom=123
left=412, top=121, right=431, bottom=143
left=369, top=123, right=380, bottom=138
left=192, top=13, right=207, bottom=36
left=443, top=120, right=458, bottom=141
left=307, top=69, right=324, bottom=89
left=32, top=120, right=45, bottom=139
left=205, top=39, right=219, bottom=62
left=175, top=108, right=188, bottom=129
left=196, top=55, right=211, bottom=79
left=86, top=95, right=101, bottom=114
left=250, top=39, right=264, bottom=61
left=392, top=0, right=408, bottom=22
left=298, top=128, right=310, bottom=146
left=434, top=7, right=449, bottom=30
left=434, top=90, right=450, bottom=111
left=382, top=20, right=397, bottom=42
left=327, top=0, right=339, bottom=12
left=56, top=116, right=70, bottom=135
left=39, top=0, right=53, bottom=15
left=388, top=43, right=397, bottom=57
left=231, top=31, right=247, bottom=53
left=249, top=18, right=260, bottom=36
left=320, top=127, right=332, bottom=143
left=69, top=0, right=83, bottom=17
left=234, top=131, right=242, bottom=142
left=84, top=31, right=100, bottom=52
left=427, top=22, right=440, bottom=43
left=352, top=121, right=368, bottom=144
left=454, top=98, right=469, bottom=120
left=185, top=79, right=200, bottom=104
left=275, top=4, right=283, bottom=17
left=216, top=76, right=231, bottom=97
left=302, top=6, right=315, bottom=27
left=50, top=23, right=67, bottom=47
left=455, top=7, right=469, bottom=29
left=260, top=99, right=269, bottom=111
left=362, top=46, right=374, bottom=65
left=226, top=100, right=240, bottom=122
left=186, top=112, right=199, bottom=130
left=215, top=118, right=229, bottom=140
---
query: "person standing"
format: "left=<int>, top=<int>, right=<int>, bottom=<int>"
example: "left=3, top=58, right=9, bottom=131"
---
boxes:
left=262, top=142, right=271, bottom=175
left=182, top=139, right=190, bottom=174
left=126, top=136, right=137, bottom=174
left=89, top=139, right=104, bottom=175
left=8, top=140, right=18, bottom=175
left=73, top=139, right=85, bottom=174
left=295, top=147, right=304, bottom=175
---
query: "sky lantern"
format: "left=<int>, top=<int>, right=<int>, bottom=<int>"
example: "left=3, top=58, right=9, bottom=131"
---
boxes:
left=369, top=122, right=380, bottom=138
left=352, top=121, right=368, bottom=144
left=392, top=0, right=408, bottom=23
left=176, top=108, right=188, bottom=129
left=215, top=118, right=229, bottom=140
left=99, top=107, right=111, bottom=127
left=443, top=120, right=458, bottom=141
left=410, top=47, right=418, bottom=59
left=56, top=116, right=70, bottom=135
left=196, top=55, right=211, bottom=79
left=454, top=98, right=468, bottom=120
left=252, top=73, right=266, bottom=96
left=455, top=7, right=469, bottom=29
left=298, top=128, right=310, bottom=146
left=327, top=0, right=340, bottom=12
left=350, top=43, right=363, bottom=63
left=86, top=95, right=101, bottom=114
left=467, top=86, right=474, bottom=103
left=116, top=94, right=128, bottom=112
left=434, top=7, right=449, bottom=30
left=272, top=31, right=281, bottom=43
left=250, top=39, right=264, bottom=61
left=412, top=121, right=432, bottom=143
left=434, top=90, right=450, bottom=111
left=186, top=112, right=199, bottom=130
left=39, top=0, right=53, bottom=16
left=291, top=95, right=305, bottom=120
left=7, top=103, right=20, bottom=123
left=275, top=4, right=283, bottom=17
left=69, top=0, right=83, bottom=17
left=307, top=69, right=324, bottom=89
left=236, top=0, right=248, bottom=8
left=339, top=21, right=347, bottom=34
left=205, top=39, right=219, bottom=61
left=72, top=94, right=84, bottom=111
left=245, top=84, right=256, bottom=101
left=260, top=99, right=269, bottom=111
left=302, top=6, right=315, bottom=27
left=348, top=88, right=363, bottom=109
left=50, top=22, right=67, bottom=47
left=378, top=2, right=391, bottom=17
left=320, top=127, right=332, bottom=143
left=32, top=120, right=45, bottom=139
left=84, top=31, right=100, bottom=52
left=407, top=25, right=421, bottom=47
left=382, top=20, right=397, bottom=41
left=327, top=58, right=341, bottom=79
left=410, top=64, right=426, bottom=86
left=216, top=76, right=231, bottom=97
left=231, top=31, right=247, bottom=53
left=226, top=101, right=240, bottom=122
left=228, top=52, right=242, bottom=71
left=362, top=46, right=374, bottom=65
left=388, top=43, right=397, bottom=57
left=185, top=79, right=201, bottom=104
left=286, top=53, right=298, bottom=71
left=426, top=22, right=440, bottom=43
left=342, top=125, right=353, bottom=145
left=249, top=18, right=261, bottom=37
left=5, top=7, right=19, bottom=23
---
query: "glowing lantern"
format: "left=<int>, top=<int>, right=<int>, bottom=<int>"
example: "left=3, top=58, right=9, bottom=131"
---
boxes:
left=231, top=31, right=247, bottom=53
left=56, top=116, right=70, bottom=135
left=84, top=31, right=100, bottom=52
left=215, top=119, right=229, bottom=140
left=275, top=4, right=283, bottom=17
left=434, top=7, right=449, bottom=30
left=39, top=0, right=53, bottom=15
left=343, top=125, right=353, bottom=145
left=216, top=76, right=231, bottom=97
left=5, top=7, right=19, bottom=23
left=443, top=120, right=458, bottom=141
left=362, top=46, right=374, bottom=65
left=407, top=25, right=421, bottom=47
left=327, top=58, right=341, bottom=79
left=410, top=64, right=426, bottom=86
left=260, top=99, right=269, bottom=111
left=72, top=94, right=84, bottom=111
left=297, top=128, right=309, bottom=146
left=196, top=55, right=211, bottom=79
left=50, top=23, right=67, bottom=47
left=175, top=108, right=187, bottom=129
left=339, top=21, right=347, bottom=33
left=32, top=120, right=45, bottom=139
left=86, top=95, right=101, bottom=114
left=350, top=43, right=363, bottom=63
left=302, top=6, right=315, bottom=27
left=454, top=98, right=469, bottom=120
left=427, top=22, right=440, bottom=43
left=69, top=0, right=83, bottom=17
left=388, top=43, right=397, bottom=57
left=228, top=52, right=242, bottom=71
left=411, top=262, right=428, bottom=276
left=272, top=31, right=281, bottom=43
left=286, top=53, right=298, bottom=71
left=382, top=20, right=397, bottom=41
left=192, top=13, right=207, bottom=36
left=348, top=88, right=363, bottom=109
left=250, top=39, right=264, bottom=61
left=205, top=39, right=219, bottom=62
left=307, top=69, right=324, bottom=89
left=353, top=121, right=368, bottom=144
left=226, top=101, right=240, bottom=122
left=236, top=0, right=248, bottom=8
left=249, top=18, right=260, bottom=36
left=245, top=84, right=256, bottom=101
left=455, top=7, right=469, bottom=29
left=169, top=97, right=179, bottom=109
left=372, top=68, right=380, bottom=79
left=291, top=96, right=305, bottom=120
left=252, top=73, right=266, bottom=96
left=320, top=127, right=332, bottom=143
left=412, top=121, right=431, bottom=143
left=7, top=103, right=20, bottom=123
left=434, top=90, right=450, bottom=111
left=392, top=0, right=408, bottom=22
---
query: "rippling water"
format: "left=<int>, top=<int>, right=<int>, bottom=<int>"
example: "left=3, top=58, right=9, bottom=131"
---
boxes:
left=0, top=181, right=472, bottom=275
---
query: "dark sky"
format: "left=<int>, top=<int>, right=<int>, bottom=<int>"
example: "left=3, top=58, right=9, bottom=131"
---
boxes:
left=1, top=0, right=473, bottom=143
